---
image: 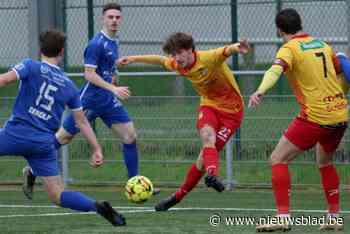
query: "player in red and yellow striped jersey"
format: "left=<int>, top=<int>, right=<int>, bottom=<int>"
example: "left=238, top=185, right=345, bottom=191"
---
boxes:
left=249, top=9, right=347, bottom=232
left=118, top=32, right=249, bottom=211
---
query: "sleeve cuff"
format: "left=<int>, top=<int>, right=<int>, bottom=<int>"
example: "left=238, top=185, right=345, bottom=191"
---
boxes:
left=70, top=107, right=83, bottom=112
left=84, top=64, right=97, bottom=68
left=273, top=58, right=288, bottom=72
left=11, top=68, right=21, bottom=80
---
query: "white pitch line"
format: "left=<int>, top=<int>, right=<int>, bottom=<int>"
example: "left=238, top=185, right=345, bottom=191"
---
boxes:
left=1, top=204, right=350, bottom=214
left=0, top=206, right=350, bottom=219
left=0, top=205, right=59, bottom=208
left=168, top=207, right=350, bottom=214
left=0, top=205, right=152, bottom=209
left=0, top=212, right=93, bottom=218
left=0, top=209, right=155, bottom=218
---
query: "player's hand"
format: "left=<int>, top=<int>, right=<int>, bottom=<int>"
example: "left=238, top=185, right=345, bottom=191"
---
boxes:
left=117, top=56, right=134, bottom=66
left=90, top=148, right=103, bottom=168
left=248, top=91, right=263, bottom=108
left=111, top=86, right=131, bottom=100
left=238, top=39, right=250, bottom=54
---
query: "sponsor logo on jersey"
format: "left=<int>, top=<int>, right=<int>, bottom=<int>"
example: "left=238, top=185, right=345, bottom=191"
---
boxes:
left=40, top=65, right=50, bottom=74
left=28, top=106, right=52, bottom=121
left=300, top=39, right=325, bottom=51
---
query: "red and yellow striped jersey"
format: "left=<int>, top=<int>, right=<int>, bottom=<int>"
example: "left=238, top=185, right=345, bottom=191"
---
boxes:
left=163, top=47, right=243, bottom=114
left=274, top=33, right=348, bottom=125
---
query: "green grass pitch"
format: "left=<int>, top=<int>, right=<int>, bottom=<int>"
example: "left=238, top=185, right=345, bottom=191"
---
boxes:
left=0, top=187, right=349, bottom=233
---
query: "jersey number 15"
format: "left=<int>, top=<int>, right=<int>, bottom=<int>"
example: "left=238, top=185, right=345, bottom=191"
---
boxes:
left=35, top=82, right=58, bottom=112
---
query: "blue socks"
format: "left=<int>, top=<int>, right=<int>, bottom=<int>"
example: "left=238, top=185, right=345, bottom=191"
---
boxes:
left=60, top=190, right=97, bottom=212
left=122, top=142, right=139, bottom=178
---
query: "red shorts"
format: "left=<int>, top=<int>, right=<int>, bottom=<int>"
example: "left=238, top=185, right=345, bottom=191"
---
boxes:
left=284, top=117, right=347, bottom=153
left=196, top=106, right=243, bottom=152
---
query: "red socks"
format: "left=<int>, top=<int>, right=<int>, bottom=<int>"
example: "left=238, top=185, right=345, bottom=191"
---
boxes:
left=175, top=164, right=205, bottom=201
left=272, top=164, right=291, bottom=214
left=271, top=164, right=340, bottom=215
left=175, top=147, right=218, bottom=201
left=202, top=147, right=219, bottom=176
left=319, top=165, right=340, bottom=214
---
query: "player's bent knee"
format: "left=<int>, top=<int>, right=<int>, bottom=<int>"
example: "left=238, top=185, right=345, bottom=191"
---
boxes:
left=199, top=128, right=216, bottom=146
left=47, top=190, right=62, bottom=205
left=317, top=158, right=333, bottom=167
left=44, top=183, right=63, bottom=205
left=42, top=176, right=64, bottom=205
left=122, top=132, right=137, bottom=144
left=270, top=152, right=287, bottom=165
left=270, top=136, right=301, bottom=165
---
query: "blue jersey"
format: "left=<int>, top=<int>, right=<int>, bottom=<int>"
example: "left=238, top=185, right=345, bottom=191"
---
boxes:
left=337, top=53, right=350, bottom=84
left=5, top=59, right=82, bottom=143
left=80, top=31, right=120, bottom=106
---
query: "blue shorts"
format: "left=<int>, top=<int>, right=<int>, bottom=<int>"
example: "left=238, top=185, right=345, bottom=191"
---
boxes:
left=0, top=129, right=59, bottom=177
left=63, top=98, right=131, bottom=135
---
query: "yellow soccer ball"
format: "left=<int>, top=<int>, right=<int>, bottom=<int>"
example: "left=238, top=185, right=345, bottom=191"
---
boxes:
left=125, top=175, right=153, bottom=204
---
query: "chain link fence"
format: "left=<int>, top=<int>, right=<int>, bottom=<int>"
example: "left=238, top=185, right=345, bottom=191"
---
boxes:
left=1, top=0, right=349, bottom=69
left=0, top=0, right=28, bottom=68
left=0, top=0, right=349, bottom=186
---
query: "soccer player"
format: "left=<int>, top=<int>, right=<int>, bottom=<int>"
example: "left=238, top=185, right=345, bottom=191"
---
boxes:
left=248, top=9, right=347, bottom=232
left=0, top=29, right=125, bottom=226
left=337, top=52, right=350, bottom=85
left=22, top=2, right=146, bottom=198
left=118, top=32, right=249, bottom=211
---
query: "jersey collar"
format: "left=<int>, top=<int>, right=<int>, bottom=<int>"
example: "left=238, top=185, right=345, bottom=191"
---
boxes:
left=101, top=30, right=118, bottom=41
left=42, top=61, right=60, bottom=70
left=290, top=33, right=309, bottom=39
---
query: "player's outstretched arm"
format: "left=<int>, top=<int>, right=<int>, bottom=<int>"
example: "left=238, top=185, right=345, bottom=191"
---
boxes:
left=223, top=39, right=250, bottom=57
left=85, top=67, right=131, bottom=100
left=73, top=110, right=103, bottom=168
left=118, top=55, right=167, bottom=66
left=248, top=65, right=283, bottom=108
left=337, top=53, right=350, bottom=84
left=0, top=71, right=18, bottom=88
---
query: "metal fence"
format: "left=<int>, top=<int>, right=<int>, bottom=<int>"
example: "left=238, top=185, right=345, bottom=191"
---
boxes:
left=2, top=1, right=350, bottom=68
left=62, top=0, right=350, bottom=70
left=0, top=0, right=28, bottom=66
left=1, top=92, right=350, bottom=186
left=0, top=0, right=350, bottom=187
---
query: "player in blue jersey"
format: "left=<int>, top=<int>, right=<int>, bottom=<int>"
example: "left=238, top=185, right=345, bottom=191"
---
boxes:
left=0, top=29, right=125, bottom=226
left=337, top=52, right=350, bottom=83
left=22, top=2, right=152, bottom=198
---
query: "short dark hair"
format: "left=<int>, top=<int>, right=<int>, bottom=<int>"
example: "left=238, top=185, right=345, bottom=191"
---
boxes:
left=39, top=29, right=66, bottom=57
left=275, top=8, right=302, bottom=34
left=103, top=2, right=122, bottom=14
left=162, top=32, right=195, bottom=55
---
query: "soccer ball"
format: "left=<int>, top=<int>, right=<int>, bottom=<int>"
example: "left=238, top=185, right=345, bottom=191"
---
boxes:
left=125, top=175, right=153, bottom=204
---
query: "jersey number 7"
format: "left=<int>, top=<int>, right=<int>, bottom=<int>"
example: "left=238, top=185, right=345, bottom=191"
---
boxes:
left=315, top=52, right=327, bottom=78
